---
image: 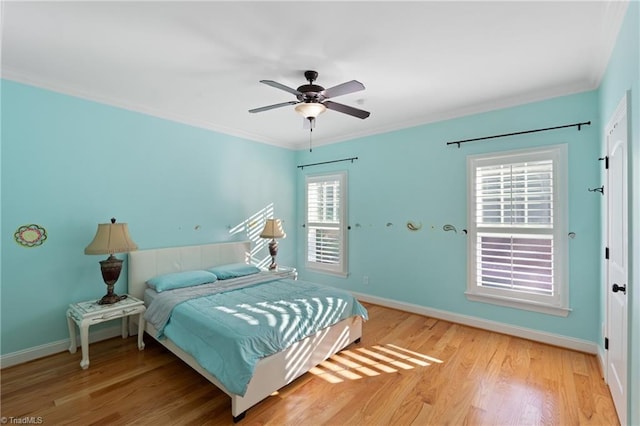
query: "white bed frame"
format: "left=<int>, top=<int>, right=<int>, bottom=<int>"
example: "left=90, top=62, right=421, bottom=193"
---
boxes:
left=128, top=241, right=362, bottom=422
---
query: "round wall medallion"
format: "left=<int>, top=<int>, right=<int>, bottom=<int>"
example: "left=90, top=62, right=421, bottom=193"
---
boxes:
left=14, top=224, right=48, bottom=247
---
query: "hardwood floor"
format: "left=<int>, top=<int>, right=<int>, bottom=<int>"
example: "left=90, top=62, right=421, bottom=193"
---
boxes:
left=1, top=303, right=619, bottom=425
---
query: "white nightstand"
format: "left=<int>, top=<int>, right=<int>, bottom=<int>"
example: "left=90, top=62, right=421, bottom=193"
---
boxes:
left=271, top=265, right=298, bottom=280
left=67, top=295, right=146, bottom=369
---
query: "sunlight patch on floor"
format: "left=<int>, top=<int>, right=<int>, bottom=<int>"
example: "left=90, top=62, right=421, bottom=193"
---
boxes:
left=309, top=343, right=442, bottom=384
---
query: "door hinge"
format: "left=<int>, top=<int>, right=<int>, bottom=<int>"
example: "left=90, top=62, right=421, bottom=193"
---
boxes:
left=605, top=247, right=610, bottom=260
left=605, top=337, right=609, bottom=350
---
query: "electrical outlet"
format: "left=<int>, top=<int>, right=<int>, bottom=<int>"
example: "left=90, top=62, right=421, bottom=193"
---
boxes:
left=363, top=275, right=369, bottom=285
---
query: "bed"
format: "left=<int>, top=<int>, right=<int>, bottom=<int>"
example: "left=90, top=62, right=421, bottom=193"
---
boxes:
left=128, top=241, right=366, bottom=422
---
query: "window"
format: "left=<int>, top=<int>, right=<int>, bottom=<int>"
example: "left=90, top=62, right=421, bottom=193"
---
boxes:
left=305, top=172, right=348, bottom=276
left=466, top=145, right=569, bottom=316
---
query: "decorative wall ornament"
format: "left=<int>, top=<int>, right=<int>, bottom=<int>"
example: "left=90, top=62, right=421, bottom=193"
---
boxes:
left=443, top=224, right=457, bottom=233
left=14, top=224, right=47, bottom=247
left=406, top=221, right=422, bottom=231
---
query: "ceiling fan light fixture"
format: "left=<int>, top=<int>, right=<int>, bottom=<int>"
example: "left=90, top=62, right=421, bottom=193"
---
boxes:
left=295, top=102, right=326, bottom=119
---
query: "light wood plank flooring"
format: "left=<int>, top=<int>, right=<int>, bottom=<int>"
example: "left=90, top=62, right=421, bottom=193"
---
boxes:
left=1, top=303, right=619, bottom=425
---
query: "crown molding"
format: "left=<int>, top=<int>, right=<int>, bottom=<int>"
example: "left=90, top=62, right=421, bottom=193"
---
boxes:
left=2, top=69, right=598, bottom=153
left=1, top=70, right=292, bottom=149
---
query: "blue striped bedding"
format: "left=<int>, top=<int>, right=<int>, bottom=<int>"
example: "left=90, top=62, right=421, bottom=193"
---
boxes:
left=148, top=276, right=368, bottom=396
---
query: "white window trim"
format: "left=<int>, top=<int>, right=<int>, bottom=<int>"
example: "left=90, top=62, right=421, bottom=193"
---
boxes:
left=466, top=144, right=570, bottom=317
left=305, top=171, right=348, bottom=277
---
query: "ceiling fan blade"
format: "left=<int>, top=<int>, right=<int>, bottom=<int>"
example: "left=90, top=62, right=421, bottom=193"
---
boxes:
left=323, top=101, right=370, bottom=119
left=260, top=80, right=301, bottom=96
left=323, top=80, right=365, bottom=99
left=249, top=101, right=299, bottom=113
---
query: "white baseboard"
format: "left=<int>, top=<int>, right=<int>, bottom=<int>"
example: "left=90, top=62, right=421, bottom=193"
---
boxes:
left=353, top=292, right=598, bottom=354
left=0, top=326, right=122, bottom=369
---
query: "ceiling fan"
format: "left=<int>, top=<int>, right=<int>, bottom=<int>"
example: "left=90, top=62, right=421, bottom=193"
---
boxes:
left=249, top=70, right=370, bottom=125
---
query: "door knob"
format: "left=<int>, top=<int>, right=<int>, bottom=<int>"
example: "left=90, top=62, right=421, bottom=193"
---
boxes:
left=612, top=283, right=627, bottom=294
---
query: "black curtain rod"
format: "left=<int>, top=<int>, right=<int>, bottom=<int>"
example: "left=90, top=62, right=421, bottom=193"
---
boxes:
left=297, top=157, right=358, bottom=170
left=446, top=121, right=591, bottom=148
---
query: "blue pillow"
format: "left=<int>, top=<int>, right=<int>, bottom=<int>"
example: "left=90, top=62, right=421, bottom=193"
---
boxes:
left=147, top=270, right=217, bottom=292
left=207, top=263, right=260, bottom=280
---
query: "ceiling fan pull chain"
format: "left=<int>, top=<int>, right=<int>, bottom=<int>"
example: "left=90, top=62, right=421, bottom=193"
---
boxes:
left=309, top=128, right=313, bottom=152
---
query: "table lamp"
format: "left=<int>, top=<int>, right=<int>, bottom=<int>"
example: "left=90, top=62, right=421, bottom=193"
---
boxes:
left=260, top=218, right=286, bottom=270
left=84, top=218, right=138, bottom=304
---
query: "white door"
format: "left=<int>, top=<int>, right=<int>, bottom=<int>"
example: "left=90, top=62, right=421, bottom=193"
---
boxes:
left=606, top=93, right=628, bottom=426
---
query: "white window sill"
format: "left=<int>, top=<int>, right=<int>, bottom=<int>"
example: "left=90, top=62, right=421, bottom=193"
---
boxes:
left=465, top=291, right=571, bottom=317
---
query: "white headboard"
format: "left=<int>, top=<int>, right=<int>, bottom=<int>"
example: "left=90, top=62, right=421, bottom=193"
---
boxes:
left=127, top=241, right=251, bottom=300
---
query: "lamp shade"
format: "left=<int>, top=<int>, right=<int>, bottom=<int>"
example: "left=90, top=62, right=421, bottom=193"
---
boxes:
left=84, top=219, right=138, bottom=255
left=295, top=102, right=326, bottom=119
left=260, top=219, right=286, bottom=239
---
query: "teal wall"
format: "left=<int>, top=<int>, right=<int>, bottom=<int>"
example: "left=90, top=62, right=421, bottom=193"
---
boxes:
left=598, top=2, right=640, bottom=424
left=0, top=80, right=296, bottom=355
left=295, top=90, right=601, bottom=342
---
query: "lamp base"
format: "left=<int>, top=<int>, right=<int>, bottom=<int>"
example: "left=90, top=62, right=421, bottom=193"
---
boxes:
left=268, top=239, right=278, bottom=270
left=97, top=254, right=126, bottom=305
left=98, top=292, right=127, bottom=305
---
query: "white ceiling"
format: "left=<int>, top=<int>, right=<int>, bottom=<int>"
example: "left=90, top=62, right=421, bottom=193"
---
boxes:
left=1, top=1, right=629, bottom=150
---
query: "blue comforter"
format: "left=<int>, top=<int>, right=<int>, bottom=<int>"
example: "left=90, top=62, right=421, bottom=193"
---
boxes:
left=153, top=277, right=368, bottom=396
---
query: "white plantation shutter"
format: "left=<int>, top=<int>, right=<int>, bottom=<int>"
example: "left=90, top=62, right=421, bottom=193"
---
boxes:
left=475, top=160, right=554, bottom=295
left=476, top=234, right=553, bottom=294
left=305, top=172, right=348, bottom=275
left=467, top=146, right=569, bottom=316
left=475, top=161, right=553, bottom=227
